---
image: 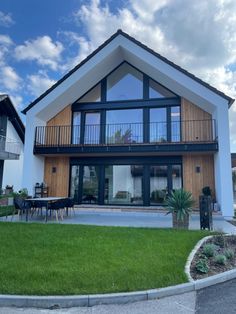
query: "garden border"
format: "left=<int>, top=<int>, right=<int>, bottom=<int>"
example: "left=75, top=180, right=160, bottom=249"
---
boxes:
left=1, top=236, right=236, bottom=309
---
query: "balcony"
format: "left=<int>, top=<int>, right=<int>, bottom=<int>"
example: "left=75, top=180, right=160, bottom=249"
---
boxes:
left=0, top=135, right=21, bottom=160
left=34, top=119, right=218, bottom=155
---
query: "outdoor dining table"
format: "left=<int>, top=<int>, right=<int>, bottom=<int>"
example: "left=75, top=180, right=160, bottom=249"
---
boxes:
left=26, top=197, right=67, bottom=222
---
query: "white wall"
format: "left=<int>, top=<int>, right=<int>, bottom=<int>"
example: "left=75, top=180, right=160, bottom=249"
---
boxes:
left=22, top=114, right=45, bottom=196
left=2, top=120, right=24, bottom=192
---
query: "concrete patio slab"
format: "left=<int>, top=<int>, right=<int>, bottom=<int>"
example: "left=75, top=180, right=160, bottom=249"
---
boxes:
left=2, top=209, right=236, bottom=234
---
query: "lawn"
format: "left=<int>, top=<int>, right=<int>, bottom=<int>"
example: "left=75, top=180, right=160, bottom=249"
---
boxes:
left=0, top=222, right=209, bottom=295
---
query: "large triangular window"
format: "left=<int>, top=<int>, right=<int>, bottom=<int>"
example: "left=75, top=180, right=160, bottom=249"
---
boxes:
left=107, top=63, right=143, bottom=101
left=149, top=79, right=176, bottom=98
left=78, top=83, right=101, bottom=103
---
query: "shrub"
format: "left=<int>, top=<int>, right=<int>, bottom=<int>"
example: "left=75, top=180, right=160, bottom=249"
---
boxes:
left=214, top=254, right=227, bottom=265
left=195, top=258, right=209, bottom=273
left=213, top=234, right=225, bottom=248
left=224, top=249, right=234, bottom=260
left=202, top=243, right=217, bottom=257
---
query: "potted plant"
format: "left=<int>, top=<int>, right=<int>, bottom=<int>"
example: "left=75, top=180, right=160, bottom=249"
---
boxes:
left=165, top=189, right=195, bottom=229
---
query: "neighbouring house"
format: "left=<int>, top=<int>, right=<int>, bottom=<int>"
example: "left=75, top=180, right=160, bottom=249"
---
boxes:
left=22, top=30, right=234, bottom=218
left=0, top=95, right=25, bottom=192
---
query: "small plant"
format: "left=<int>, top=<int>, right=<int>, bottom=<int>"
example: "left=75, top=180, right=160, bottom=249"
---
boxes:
left=195, top=257, right=209, bottom=273
left=213, top=233, right=225, bottom=248
left=202, top=243, right=217, bottom=257
left=224, top=249, right=234, bottom=260
left=165, top=189, right=195, bottom=229
left=214, top=254, right=227, bottom=265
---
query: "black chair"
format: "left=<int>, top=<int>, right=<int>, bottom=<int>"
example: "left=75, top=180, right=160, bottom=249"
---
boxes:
left=13, top=197, right=31, bottom=221
left=48, top=199, right=67, bottom=221
left=30, top=200, right=45, bottom=218
left=65, top=198, right=75, bottom=216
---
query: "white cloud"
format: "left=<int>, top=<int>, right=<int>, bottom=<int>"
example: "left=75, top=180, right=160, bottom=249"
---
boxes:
left=0, top=66, right=21, bottom=91
left=15, top=36, right=64, bottom=71
left=27, top=71, right=56, bottom=97
left=0, top=11, right=14, bottom=27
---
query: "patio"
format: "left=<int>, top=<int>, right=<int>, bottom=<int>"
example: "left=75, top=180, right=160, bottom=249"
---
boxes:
left=3, top=207, right=236, bottom=234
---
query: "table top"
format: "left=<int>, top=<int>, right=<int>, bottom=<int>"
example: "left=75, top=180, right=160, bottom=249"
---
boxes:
left=27, top=197, right=66, bottom=202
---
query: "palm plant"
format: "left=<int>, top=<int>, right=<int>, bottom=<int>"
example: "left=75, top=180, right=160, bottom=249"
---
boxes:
left=165, top=189, right=195, bottom=229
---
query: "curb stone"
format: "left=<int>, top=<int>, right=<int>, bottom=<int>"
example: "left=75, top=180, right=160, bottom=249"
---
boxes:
left=1, top=236, right=236, bottom=309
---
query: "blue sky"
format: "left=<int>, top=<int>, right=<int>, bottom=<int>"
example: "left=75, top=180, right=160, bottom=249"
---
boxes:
left=0, top=0, right=236, bottom=150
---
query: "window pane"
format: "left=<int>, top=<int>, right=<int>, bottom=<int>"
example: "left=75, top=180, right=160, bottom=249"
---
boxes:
left=107, top=63, right=143, bottom=101
left=150, top=108, right=167, bottom=142
left=150, top=166, right=168, bottom=204
left=70, top=165, right=79, bottom=201
left=82, top=166, right=99, bottom=204
left=149, top=79, right=176, bottom=98
left=172, top=165, right=182, bottom=190
left=106, top=109, right=143, bottom=144
left=84, top=112, right=100, bottom=144
left=72, top=112, right=81, bottom=144
left=105, top=165, right=143, bottom=204
left=171, top=106, right=180, bottom=142
left=78, top=84, right=101, bottom=103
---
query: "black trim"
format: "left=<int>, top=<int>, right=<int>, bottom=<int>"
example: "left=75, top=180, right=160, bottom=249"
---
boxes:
left=0, top=95, right=25, bottom=143
left=22, top=29, right=234, bottom=114
left=34, top=142, right=218, bottom=155
left=72, top=97, right=180, bottom=111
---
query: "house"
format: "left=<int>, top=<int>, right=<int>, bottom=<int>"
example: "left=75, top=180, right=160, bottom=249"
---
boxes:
left=0, top=95, right=25, bottom=192
left=22, top=30, right=234, bottom=218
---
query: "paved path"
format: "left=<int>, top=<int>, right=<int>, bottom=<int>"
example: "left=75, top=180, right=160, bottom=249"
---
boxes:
left=0, top=292, right=196, bottom=314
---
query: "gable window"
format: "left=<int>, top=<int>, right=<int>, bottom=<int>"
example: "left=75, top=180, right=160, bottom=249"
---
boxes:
left=78, top=84, right=101, bottom=103
left=149, top=79, right=176, bottom=98
left=72, top=112, right=81, bottom=144
left=150, top=108, right=167, bottom=142
left=107, top=63, right=143, bottom=101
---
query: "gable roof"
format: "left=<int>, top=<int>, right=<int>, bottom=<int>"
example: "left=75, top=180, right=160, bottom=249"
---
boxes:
left=22, top=29, right=234, bottom=114
left=0, top=95, right=25, bottom=143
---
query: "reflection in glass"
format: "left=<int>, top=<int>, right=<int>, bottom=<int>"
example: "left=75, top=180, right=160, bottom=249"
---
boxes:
left=171, top=106, right=180, bottom=142
left=70, top=165, right=79, bottom=201
left=82, top=166, right=99, bottom=203
left=72, top=112, right=81, bottom=144
left=104, top=165, right=143, bottom=204
left=149, top=79, right=176, bottom=98
left=78, top=84, right=101, bottom=102
left=106, top=109, right=143, bottom=144
left=150, top=166, right=168, bottom=204
left=150, top=108, right=167, bottom=142
left=172, top=165, right=182, bottom=190
left=107, top=63, right=143, bottom=101
left=84, top=112, right=100, bottom=144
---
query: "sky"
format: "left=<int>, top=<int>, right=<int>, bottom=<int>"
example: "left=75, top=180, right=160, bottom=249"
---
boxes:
left=0, top=0, right=236, bottom=150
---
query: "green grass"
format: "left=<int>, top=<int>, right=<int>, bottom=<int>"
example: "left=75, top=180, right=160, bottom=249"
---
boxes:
left=0, top=205, right=15, bottom=217
left=0, top=222, right=210, bottom=295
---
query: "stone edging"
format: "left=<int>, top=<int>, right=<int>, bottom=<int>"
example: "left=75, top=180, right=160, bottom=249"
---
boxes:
left=1, top=235, right=236, bottom=309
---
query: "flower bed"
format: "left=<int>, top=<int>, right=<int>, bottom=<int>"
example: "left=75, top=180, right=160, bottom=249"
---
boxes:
left=190, top=234, right=236, bottom=280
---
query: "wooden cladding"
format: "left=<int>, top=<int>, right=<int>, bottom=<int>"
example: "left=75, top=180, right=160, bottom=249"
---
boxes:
left=181, top=98, right=213, bottom=142
left=46, top=105, right=72, bottom=145
left=44, top=157, right=70, bottom=197
left=183, top=154, right=215, bottom=206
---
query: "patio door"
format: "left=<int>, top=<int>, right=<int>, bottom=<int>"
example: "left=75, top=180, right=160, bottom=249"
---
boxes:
left=81, top=165, right=99, bottom=204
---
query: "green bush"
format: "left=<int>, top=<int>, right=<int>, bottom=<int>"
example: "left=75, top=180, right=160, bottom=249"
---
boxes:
left=213, top=234, right=225, bottom=248
left=224, top=249, right=234, bottom=260
left=195, top=258, right=209, bottom=273
left=214, top=254, right=227, bottom=265
left=202, top=243, right=217, bottom=257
